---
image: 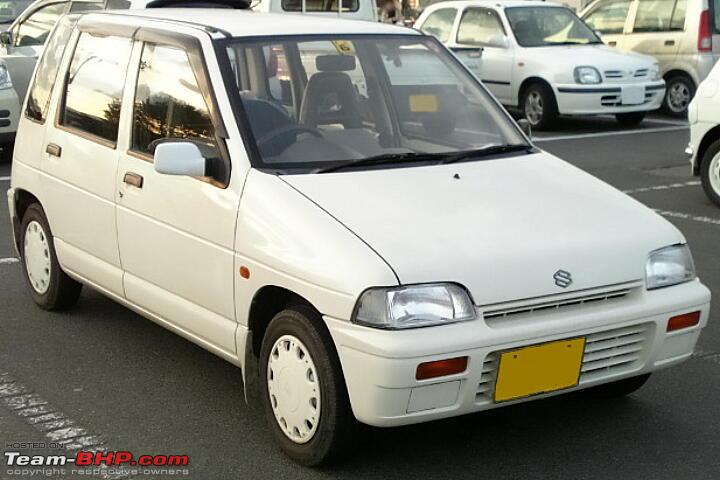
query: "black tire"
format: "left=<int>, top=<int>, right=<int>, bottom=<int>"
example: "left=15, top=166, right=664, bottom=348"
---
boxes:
left=585, top=373, right=651, bottom=398
left=662, top=74, right=695, bottom=117
left=0, top=141, right=13, bottom=163
left=521, top=82, right=558, bottom=131
left=700, top=139, right=720, bottom=207
left=259, top=306, right=351, bottom=466
left=615, top=111, right=646, bottom=127
left=19, top=204, right=82, bottom=310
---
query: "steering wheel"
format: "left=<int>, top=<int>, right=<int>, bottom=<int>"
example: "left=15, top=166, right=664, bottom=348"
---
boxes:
left=256, top=124, right=324, bottom=156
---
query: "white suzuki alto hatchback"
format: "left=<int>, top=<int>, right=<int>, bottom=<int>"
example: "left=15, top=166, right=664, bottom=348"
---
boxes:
left=7, top=7, right=711, bottom=465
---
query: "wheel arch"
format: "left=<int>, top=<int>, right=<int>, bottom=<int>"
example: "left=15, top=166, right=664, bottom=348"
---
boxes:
left=696, top=125, right=720, bottom=175
left=517, top=76, right=554, bottom=108
left=11, top=189, right=43, bottom=252
left=663, top=69, right=696, bottom=86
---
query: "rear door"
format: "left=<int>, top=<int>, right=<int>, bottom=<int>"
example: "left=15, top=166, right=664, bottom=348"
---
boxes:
left=623, top=0, right=685, bottom=68
left=582, top=0, right=633, bottom=48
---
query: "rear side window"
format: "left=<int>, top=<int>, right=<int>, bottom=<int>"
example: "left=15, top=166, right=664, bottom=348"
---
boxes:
left=420, top=8, right=457, bottom=42
left=583, top=0, right=631, bottom=34
left=633, top=0, right=686, bottom=32
left=132, top=43, right=218, bottom=160
left=60, top=32, right=133, bottom=143
left=281, top=0, right=359, bottom=12
left=14, top=2, right=67, bottom=46
left=25, top=16, right=76, bottom=122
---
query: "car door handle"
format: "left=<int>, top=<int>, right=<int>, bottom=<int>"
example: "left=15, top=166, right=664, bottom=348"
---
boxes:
left=46, top=143, right=61, bottom=157
left=665, top=39, right=675, bottom=46
left=608, top=41, right=617, bottom=46
left=123, top=172, right=143, bottom=189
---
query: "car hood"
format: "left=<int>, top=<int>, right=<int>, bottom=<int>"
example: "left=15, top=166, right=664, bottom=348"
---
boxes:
left=282, top=153, right=683, bottom=306
left=527, top=44, right=656, bottom=70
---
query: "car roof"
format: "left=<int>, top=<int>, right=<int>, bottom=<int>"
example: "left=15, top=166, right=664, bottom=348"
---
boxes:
left=423, top=0, right=565, bottom=10
left=90, top=8, right=421, bottom=37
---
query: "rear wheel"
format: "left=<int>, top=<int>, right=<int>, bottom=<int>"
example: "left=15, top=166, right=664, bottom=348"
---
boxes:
left=521, top=83, right=558, bottom=131
left=20, top=204, right=82, bottom=310
left=585, top=373, right=651, bottom=398
left=662, top=74, right=695, bottom=117
left=700, top=139, right=720, bottom=207
left=259, top=306, right=350, bottom=466
left=615, top=111, right=646, bottom=127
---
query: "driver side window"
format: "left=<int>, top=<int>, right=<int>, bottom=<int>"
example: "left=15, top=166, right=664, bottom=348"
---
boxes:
left=15, top=2, right=67, bottom=47
left=132, top=43, right=218, bottom=160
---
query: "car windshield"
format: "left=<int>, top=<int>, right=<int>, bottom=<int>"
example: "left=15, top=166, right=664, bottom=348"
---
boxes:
left=219, top=34, right=528, bottom=173
left=0, top=0, right=32, bottom=23
left=506, top=6, right=602, bottom=47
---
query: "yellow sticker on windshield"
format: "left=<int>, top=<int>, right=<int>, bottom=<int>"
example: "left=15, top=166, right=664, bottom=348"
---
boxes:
left=409, top=94, right=439, bottom=113
left=332, top=40, right=355, bottom=55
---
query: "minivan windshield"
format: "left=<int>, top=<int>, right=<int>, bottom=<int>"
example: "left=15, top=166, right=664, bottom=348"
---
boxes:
left=220, top=34, right=528, bottom=173
left=0, top=0, right=32, bottom=23
left=506, top=6, right=602, bottom=47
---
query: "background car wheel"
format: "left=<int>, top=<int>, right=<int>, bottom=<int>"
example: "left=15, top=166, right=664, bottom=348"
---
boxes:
left=259, top=306, right=350, bottom=466
left=662, top=74, right=695, bottom=117
left=521, top=83, right=558, bottom=131
left=700, top=139, right=720, bottom=207
left=615, top=112, right=646, bottom=127
left=20, top=204, right=82, bottom=310
left=585, top=373, right=651, bottom=398
left=0, top=141, right=13, bottom=163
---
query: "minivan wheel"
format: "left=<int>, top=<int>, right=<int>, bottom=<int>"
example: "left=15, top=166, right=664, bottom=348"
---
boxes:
left=662, top=74, right=695, bottom=117
left=700, top=139, right=720, bottom=207
left=585, top=373, right=651, bottom=398
left=615, top=111, right=646, bottom=127
left=259, top=306, right=350, bottom=466
left=521, top=83, right=558, bottom=130
left=20, top=204, right=82, bottom=310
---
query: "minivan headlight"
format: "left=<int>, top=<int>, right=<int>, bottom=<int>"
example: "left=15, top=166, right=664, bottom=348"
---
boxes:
left=0, top=62, right=12, bottom=90
left=574, top=66, right=601, bottom=84
left=353, top=283, right=476, bottom=329
left=646, top=245, right=696, bottom=290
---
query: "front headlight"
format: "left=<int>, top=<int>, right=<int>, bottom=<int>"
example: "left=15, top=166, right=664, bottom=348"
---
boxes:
left=574, top=66, right=601, bottom=84
left=645, top=244, right=696, bottom=290
left=0, top=62, right=12, bottom=90
left=651, top=63, right=661, bottom=81
left=353, top=283, right=476, bottom=329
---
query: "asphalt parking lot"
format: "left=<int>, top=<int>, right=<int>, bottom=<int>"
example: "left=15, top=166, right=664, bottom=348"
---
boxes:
left=1, top=112, right=718, bottom=479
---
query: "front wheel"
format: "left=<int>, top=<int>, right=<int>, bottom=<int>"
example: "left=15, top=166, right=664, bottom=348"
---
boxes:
left=700, top=139, right=720, bottom=207
left=259, top=307, right=350, bottom=466
left=584, top=373, right=651, bottom=398
left=521, top=83, right=558, bottom=131
left=662, top=74, right=695, bottom=117
left=615, top=111, right=646, bottom=127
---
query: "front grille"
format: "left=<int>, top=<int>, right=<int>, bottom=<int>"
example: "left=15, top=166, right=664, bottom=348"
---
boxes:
left=634, top=68, right=649, bottom=78
left=482, top=283, right=637, bottom=325
left=600, top=90, right=659, bottom=107
left=604, top=70, right=624, bottom=79
left=474, top=323, right=651, bottom=404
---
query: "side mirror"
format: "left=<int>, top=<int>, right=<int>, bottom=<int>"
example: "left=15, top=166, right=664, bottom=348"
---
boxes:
left=517, top=118, right=532, bottom=138
left=488, top=34, right=509, bottom=49
left=0, top=31, right=13, bottom=46
left=153, top=142, right=207, bottom=177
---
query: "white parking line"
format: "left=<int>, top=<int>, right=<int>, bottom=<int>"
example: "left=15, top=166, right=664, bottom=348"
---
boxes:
left=623, top=181, right=701, bottom=195
left=535, top=125, right=687, bottom=143
left=0, top=257, right=19, bottom=264
left=0, top=372, right=130, bottom=479
left=655, top=209, right=720, bottom=225
left=0, top=175, right=10, bottom=181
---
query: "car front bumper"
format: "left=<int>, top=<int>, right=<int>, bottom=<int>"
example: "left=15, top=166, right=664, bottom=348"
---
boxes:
left=326, top=280, right=710, bottom=427
left=553, top=82, right=665, bottom=115
left=0, top=86, right=19, bottom=141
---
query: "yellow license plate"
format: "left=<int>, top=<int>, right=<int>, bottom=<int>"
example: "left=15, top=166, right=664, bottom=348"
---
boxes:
left=494, top=337, right=586, bottom=403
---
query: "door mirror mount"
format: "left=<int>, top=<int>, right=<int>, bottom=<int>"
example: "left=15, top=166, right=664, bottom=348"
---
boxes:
left=0, top=31, right=13, bottom=47
left=153, top=141, right=207, bottom=177
left=517, top=118, right=532, bottom=138
left=487, top=34, right=510, bottom=49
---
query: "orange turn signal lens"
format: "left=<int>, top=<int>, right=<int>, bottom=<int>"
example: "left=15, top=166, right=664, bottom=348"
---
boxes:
left=416, top=356, right=468, bottom=380
left=667, top=311, right=701, bottom=332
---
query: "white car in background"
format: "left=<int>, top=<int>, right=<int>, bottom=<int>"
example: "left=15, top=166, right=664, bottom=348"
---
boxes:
left=415, top=0, right=666, bottom=129
left=687, top=62, right=720, bottom=207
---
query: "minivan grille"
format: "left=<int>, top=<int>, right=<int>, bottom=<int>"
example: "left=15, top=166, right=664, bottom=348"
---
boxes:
left=475, top=323, right=651, bottom=404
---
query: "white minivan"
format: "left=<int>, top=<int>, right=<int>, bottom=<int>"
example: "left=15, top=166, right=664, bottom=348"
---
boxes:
left=8, top=8, right=711, bottom=465
left=415, top=0, right=666, bottom=129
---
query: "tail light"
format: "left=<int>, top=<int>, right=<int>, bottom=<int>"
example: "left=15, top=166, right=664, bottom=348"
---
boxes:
left=698, top=9, right=712, bottom=52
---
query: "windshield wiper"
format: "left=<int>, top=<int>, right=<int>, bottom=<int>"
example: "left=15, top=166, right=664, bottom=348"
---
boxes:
left=313, top=152, right=445, bottom=173
left=440, top=144, right=534, bottom=165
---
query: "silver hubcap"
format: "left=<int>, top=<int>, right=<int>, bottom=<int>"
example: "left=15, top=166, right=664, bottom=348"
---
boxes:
left=667, top=81, right=691, bottom=112
left=267, top=335, right=321, bottom=444
left=525, top=91, right=544, bottom=126
left=709, top=153, right=720, bottom=197
left=23, top=220, right=51, bottom=294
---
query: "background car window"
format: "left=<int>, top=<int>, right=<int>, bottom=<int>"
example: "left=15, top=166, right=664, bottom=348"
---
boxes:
left=0, top=0, right=33, bottom=24
left=15, top=2, right=67, bottom=46
left=669, top=0, right=686, bottom=30
left=583, top=0, right=631, bottom=34
left=419, top=8, right=457, bottom=42
left=69, top=1, right=103, bottom=12
left=633, top=0, right=685, bottom=32
left=281, top=0, right=358, bottom=12
left=25, top=15, right=75, bottom=122
left=132, top=43, right=218, bottom=160
left=457, top=8, right=505, bottom=46
left=506, top=6, right=601, bottom=47
left=60, top=32, right=132, bottom=143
